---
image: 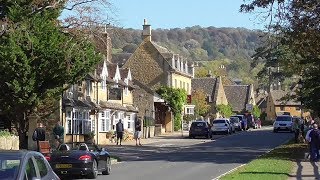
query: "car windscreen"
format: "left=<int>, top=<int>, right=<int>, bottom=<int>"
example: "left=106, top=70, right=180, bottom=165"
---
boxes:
left=230, top=118, right=239, bottom=123
left=212, top=120, right=226, bottom=124
left=276, top=116, right=292, bottom=121
left=191, top=122, right=206, bottom=127
left=0, top=158, right=20, bottom=180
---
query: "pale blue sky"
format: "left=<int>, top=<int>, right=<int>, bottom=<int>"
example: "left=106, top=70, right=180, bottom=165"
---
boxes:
left=110, top=0, right=265, bottom=30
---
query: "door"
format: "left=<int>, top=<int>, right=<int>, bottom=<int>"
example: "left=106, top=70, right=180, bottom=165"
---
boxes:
left=23, top=157, right=38, bottom=180
left=34, top=155, right=50, bottom=179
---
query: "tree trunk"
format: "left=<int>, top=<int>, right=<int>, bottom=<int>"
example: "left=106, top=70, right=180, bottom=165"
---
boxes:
left=14, top=113, right=29, bottom=150
left=18, top=130, right=28, bottom=149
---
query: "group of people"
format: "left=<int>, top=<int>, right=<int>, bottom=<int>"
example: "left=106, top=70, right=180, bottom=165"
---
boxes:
left=292, top=117, right=320, bottom=162
left=115, top=118, right=143, bottom=146
left=32, top=121, right=64, bottom=152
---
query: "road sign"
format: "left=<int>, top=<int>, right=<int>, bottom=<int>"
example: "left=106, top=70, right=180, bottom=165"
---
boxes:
left=246, top=104, right=253, bottom=111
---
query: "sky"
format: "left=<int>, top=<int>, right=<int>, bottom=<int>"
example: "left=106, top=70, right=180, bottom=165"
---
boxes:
left=110, top=0, right=266, bottom=30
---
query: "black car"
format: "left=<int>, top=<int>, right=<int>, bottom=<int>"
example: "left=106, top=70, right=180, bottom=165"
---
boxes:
left=0, top=150, right=59, bottom=180
left=189, top=121, right=211, bottom=139
left=49, top=143, right=111, bottom=179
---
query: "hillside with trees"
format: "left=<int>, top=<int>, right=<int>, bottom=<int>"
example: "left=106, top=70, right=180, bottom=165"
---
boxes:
left=110, top=26, right=265, bottom=85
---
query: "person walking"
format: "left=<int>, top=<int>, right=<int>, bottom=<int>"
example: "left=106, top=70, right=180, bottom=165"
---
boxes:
left=32, top=123, right=46, bottom=152
left=116, top=119, right=124, bottom=146
left=309, top=123, right=320, bottom=161
left=53, top=121, right=64, bottom=149
left=134, top=118, right=142, bottom=146
left=293, top=118, right=301, bottom=143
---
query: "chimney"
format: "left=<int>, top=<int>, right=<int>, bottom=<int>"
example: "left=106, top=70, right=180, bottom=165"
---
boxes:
left=142, top=19, right=151, bottom=42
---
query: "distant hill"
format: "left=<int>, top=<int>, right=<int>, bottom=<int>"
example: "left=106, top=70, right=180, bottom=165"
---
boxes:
left=110, top=26, right=264, bottom=61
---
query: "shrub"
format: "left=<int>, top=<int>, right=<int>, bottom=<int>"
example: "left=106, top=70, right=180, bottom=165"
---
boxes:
left=0, top=130, right=13, bottom=137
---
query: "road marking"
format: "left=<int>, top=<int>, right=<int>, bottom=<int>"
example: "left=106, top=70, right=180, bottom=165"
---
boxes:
left=212, top=164, right=247, bottom=180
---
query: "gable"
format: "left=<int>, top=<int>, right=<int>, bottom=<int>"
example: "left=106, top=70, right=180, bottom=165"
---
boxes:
left=123, top=41, right=170, bottom=89
left=191, top=77, right=217, bottom=97
left=224, top=85, right=250, bottom=112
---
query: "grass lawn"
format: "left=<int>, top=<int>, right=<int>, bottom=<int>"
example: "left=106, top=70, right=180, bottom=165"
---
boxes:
left=220, top=140, right=307, bottom=180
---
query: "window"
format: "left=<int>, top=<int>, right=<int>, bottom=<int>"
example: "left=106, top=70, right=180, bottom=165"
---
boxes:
left=124, top=87, right=129, bottom=96
left=208, top=95, right=212, bottom=103
left=126, top=115, right=134, bottom=130
left=101, top=76, right=106, bottom=90
left=34, top=156, right=48, bottom=178
left=100, top=111, right=110, bottom=132
left=280, top=106, right=285, bottom=111
left=86, top=80, right=91, bottom=96
left=68, top=109, right=91, bottom=135
left=185, top=107, right=194, bottom=115
left=24, top=158, right=37, bottom=180
left=296, top=107, right=301, bottom=111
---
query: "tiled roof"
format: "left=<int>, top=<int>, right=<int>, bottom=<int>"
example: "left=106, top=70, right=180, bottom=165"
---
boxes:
left=107, top=64, right=117, bottom=79
left=126, top=105, right=138, bottom=112
left=99, top=101, right=127, bottom=111
left=120, top=68, right=129, bottom=79
left=224, top=85, right=250, bottom=112
left=63, top=98, right=97, bottom=109
left=191, top=77, right=217, bottom=96
left=111, top=53, right=132, bottom=67
left=270, top=90, right=301, bottom=106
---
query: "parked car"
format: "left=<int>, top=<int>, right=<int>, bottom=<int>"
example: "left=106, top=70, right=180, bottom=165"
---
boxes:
left=234, top=115, right=246, bottom=130
left=49, top=143, right=111, bottom=179
left=230, top=116, right=242, bottom=131
left=211, top=119, right=232, bottom=135
left=227, top=119, right=236, bottom=133
left=273, top=115, right=294, bottom=133
left=189, top=121, right=211, bottom=139
left=0, top=150, right=60, bottom=180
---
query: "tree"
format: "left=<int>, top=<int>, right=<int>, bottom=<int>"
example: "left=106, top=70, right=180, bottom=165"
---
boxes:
left=252, top=105, right=261, bottom=119
left=241, top=0, right=320, bottom=114
left=0, top=2, right=102, bottom=148
left=191, top=89, right=210, bottom=117
left=216, top=104, right=233, bottom=118
left=122, top=43, right=138, bottom=53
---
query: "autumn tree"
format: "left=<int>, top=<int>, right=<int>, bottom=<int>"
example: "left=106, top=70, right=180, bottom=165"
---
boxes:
left=192, top=89, right=210, bottom=117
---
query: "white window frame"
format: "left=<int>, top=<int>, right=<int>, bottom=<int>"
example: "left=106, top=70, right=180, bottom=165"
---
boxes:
left=208, top=95, right=213, bottom=103
left=68, top=109, right=91, bottom=135
left=86, top=80, right=91, bottom=96
left=101, top=76, right=106, bottom=90
left=99, top=110, right=111, bottom=132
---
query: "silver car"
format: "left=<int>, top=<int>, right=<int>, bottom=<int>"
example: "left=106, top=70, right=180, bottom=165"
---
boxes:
left=273, top=115, right=293, bottom=132
left=0, top=150, right=60, bottom=180
left=211, top=118, right=233, bottom=135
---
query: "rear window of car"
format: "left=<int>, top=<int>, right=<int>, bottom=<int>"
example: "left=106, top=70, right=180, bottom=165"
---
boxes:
left=235, top=116, right=243, bottom=121
left=212, top=120, right=226, bottom=124
left=191, top=122, right=206, bottom=127
left=230, top=117, right=239, bottom=123
left=276, top=116, right=292, bottom=121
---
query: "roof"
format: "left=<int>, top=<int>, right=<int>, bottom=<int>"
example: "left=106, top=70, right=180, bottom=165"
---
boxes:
left=120, top=68, right=129, bottom=79
left=111, top=53, right=132, bottom=67
left=224, top=85, right=250, bottom=112
left=191, top=77, right=217, bottom=96
left=107, top=64, right=117, bottom=78
left=99, top=101, right=128, bottom=111
left=63, top=98, right=97, bottom=109
left=270, top=90, right=301, bottom=106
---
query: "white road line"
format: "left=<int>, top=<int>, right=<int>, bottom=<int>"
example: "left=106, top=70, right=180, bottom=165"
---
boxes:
left=211, top=164, right=247, bottom=180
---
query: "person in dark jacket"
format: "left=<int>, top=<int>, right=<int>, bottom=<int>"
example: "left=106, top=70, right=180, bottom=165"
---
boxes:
left=53, top=121, right=64, bottom=149
left=32, top=123, right=46, bottom=152
left=116, top=119, right=124, bottom=146
left=309, top=123, right=320, bottom=161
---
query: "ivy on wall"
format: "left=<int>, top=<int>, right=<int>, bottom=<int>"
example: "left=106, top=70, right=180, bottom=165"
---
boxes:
left=156, top=86, right=187, bottom=131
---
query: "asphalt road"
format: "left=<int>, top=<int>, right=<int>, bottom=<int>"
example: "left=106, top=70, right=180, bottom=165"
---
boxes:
left=80, top=128, right=293, bottom=180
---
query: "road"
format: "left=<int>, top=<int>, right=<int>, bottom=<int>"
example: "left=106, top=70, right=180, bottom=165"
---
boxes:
left=81, top=128, right=293, bottom=180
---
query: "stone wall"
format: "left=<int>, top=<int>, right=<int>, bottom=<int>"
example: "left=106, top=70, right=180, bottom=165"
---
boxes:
left=0, top=136, right=19, bottom=150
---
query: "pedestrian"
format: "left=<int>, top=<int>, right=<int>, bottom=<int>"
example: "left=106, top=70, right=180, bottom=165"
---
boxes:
left=32, top=122, right=46, bottom=152
left=116, top=119, right=124, bottom=146
left=134, top=118, right=142, bottom=146
left=293, top=118, right=301, bottom=143
left=53, top=121, right=64, bottom=149
left=308, top=123, right=320, bottom=161
left=243, top=117, right=248, bottom=131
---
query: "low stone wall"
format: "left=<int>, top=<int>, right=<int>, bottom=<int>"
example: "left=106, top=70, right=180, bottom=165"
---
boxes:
left=0, top=136, right=19, bottom=150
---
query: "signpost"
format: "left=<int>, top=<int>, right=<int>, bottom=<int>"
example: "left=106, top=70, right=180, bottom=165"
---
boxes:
left=246, top=104, right=253, bottom=111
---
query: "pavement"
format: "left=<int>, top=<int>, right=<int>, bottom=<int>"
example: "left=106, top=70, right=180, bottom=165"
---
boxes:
left=289, top=159, right=320, bottom=180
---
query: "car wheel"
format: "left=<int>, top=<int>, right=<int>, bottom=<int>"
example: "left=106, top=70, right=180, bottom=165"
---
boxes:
left=102, top=157, right=111, bottom=175
left=87, top=159, right=98, bottom=179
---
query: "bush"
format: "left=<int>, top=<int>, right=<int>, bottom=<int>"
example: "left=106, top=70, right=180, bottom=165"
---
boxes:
left=0, top=130, right=13, bottom=137
left=105, top=130, right=114, bottom=139
left=174, top=113, right=182, bottom=131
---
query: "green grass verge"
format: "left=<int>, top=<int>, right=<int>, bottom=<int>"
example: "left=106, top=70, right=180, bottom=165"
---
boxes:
left=110, top=155, right=122, bottom=162
left=220, top=140, right=307, bottom=180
